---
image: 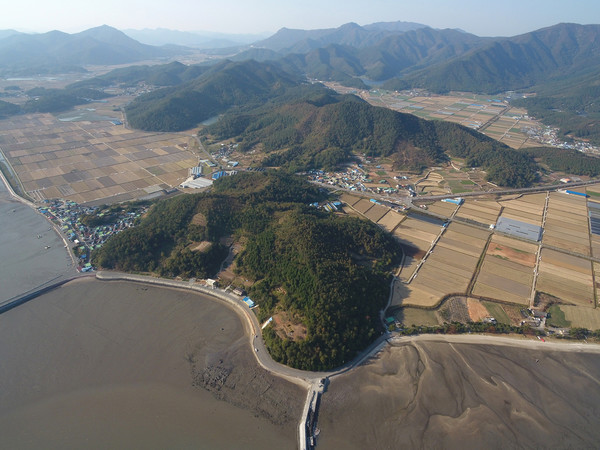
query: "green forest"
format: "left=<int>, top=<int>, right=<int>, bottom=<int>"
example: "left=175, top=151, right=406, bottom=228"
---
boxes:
left=93, top=172, right=402, bottom=370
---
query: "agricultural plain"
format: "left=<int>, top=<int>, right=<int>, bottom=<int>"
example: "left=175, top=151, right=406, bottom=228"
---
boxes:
left=0, top=112, right=197, bottom=204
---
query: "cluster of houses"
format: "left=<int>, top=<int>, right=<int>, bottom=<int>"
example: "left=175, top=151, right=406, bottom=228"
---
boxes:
left=37, top=200, right=147, bottom=269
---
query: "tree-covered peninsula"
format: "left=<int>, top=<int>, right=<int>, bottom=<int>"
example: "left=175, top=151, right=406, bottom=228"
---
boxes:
left=93, top=171, right=403, bottom=370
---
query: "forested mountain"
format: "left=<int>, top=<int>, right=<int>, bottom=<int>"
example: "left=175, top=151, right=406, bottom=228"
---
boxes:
left=395, top=23, right=600, bottom=93
left=253, top=21, right=428, bottom=53
left=125, top=59, right=300, bottom=131
left=94, top=171, right=402, bottom=370
left=236, top=27, right=489, bottom=82
left=205, top=90, right=537, bottom=187
left=0, top=25, right=185, bottom=76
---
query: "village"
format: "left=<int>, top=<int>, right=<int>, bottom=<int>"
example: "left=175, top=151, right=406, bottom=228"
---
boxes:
left=37, top=199, right=148, bottom=271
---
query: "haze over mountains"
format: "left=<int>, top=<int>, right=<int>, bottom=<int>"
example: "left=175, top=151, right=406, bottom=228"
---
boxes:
left=0, top=20, right=599, bottom=143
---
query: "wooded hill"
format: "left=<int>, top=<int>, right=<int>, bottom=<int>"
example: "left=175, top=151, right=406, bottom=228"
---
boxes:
left=93, top=171, right=402, bottom=370
left=205, top=89, right=538, bottom=187
left=124, top=60, right=300, bottom=131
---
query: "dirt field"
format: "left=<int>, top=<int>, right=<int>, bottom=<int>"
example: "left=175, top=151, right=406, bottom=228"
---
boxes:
left=467, top=297, right=489, bottom=321
left=486, top=238, right=536, bottom=267
left=542, top=192, right=591, bottom=256
left=399, top=222, right=488, bottom=307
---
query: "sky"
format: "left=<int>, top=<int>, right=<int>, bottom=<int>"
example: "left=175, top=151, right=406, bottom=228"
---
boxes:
left=1, top=0, right=598, bottom=37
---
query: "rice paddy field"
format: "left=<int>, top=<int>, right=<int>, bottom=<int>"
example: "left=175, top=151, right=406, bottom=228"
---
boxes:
left=454, top=199, right=501, bottom=225
left=542, top=192, right=590, bottom=256
left=393, top=216, right=442, bottom=283
left=536, top=248, right=595, bottom=307
left=472, top=235, right=537, bottom=306
left=0, top=112, right=198, bottom=204
left=397, top=221, right=489, bottom=308
left=497, top=193, right=547, bottom=226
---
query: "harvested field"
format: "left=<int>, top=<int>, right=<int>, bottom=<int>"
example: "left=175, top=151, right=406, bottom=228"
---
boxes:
left=377, top=211, right=404, bottom=232
left=472, top=282, right=531, bottom=305
left=541, top=248, right=592, bottom=273
left=479, top=259, right=533, bottom=285
left=426, top=201, right=456, bottom=217
left=364, top=204, right=388, bottom=222
left=352, top=198, right=374, bottom=214
left=467, top=298, right=489, bottom=322
left=486, top=240, right=536, bottom=267
left=536, top=275, right=594, bottom=307
left=455, top=200, right=501, bottom=224
left=476, top=271, right=531, bottom=298
left=447, top=222, right=491, bottom=240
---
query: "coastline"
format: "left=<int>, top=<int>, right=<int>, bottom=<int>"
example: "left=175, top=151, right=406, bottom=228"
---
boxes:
left=0, top=278, right=303, bottom=449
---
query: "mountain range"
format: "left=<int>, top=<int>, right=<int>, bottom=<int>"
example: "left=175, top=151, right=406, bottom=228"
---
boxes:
left=1, top=21, right=599, bottom=143
left=0, top=25, right=186, bottom=75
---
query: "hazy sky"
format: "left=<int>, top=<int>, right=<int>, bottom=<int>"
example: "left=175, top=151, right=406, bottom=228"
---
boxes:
left=2, top=0, right=598, bottom=37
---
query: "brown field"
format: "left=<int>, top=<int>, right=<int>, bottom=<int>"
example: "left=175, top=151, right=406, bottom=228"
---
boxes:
left=0, top=113, right=198, bottom=204
left=364, top=203, right=389, bottom=222
left=542, top=193, right=590, bottom=256
left=426, top=201, right=456, bottom=217
left=467, top=297, right=489, bottom=321
left=486, top=242, right=536, bottom=267
left=472, top=282, right=531, bottom=305
left=448, top=221, right=491, bottom=240
left=352, top=198, right=375, bottom=214
left=341, top=193, right=361, bottom=207
left=454, top=200, right=501, bottom=224
left=471, top=233, right=536, bottom=305
left=480, top=259, right=533, bottom=285
left=377, top=210, right=404, bottom=232
left=561, top=305, right=600, bottom=329
left=592, top=236, right=600, bottom=259
left=541, top=248, right=592, bottom=273
left=399, top=222, right=488, bottom=307
left=536, top=256, right=595, bottom=306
